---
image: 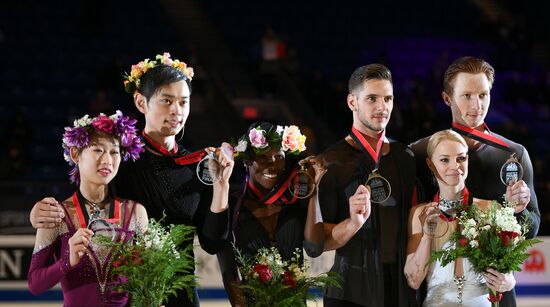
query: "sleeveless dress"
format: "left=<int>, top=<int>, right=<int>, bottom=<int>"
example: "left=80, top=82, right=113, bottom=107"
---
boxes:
left=28, top=198, right=140, bottom=307
left=424, top=241, right=489, bottom=307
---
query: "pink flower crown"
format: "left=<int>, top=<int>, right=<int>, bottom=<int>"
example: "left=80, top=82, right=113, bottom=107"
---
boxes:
left=123, top=52, right=194, bottom=94
left=62, top=110, right=144, bottom=184
left=233, top=123, right=307, bottom=160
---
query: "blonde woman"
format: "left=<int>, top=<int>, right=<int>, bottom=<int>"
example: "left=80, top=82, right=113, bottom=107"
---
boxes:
left=405, top=130, right=515, bottom=306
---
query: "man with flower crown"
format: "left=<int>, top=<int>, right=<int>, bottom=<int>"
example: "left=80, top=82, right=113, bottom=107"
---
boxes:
left=315, top=64, right=417, bottom=306
left=30, top=52, right=235, bottom=307
left=410, top=56, right=541, bottom=306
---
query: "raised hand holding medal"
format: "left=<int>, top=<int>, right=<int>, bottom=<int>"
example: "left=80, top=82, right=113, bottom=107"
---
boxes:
left=196, top=142, right=234, bottom=185
left=451, top=122, right=530, bottom=212
left=500, top=153, right=523, bottom=186
left=287, top=156, right=325, bottom=199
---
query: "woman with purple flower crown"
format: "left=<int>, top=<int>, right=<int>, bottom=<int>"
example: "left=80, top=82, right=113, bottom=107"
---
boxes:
left=216, top=121, right=333, bottom=306
left=30, top=52, right=235, bottom=306
left=28, top=111, right=148, bottom=306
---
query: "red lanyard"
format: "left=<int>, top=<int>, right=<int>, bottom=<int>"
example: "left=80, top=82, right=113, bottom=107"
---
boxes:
left=142, top=131, right=207, bottom=165
left=247, top=167, right=299, bottom=205
left=72, top=192, right=120, bottom=228
left=451, top=122, right=510, bottom=152
left=350, top=127, right=385, bottom=167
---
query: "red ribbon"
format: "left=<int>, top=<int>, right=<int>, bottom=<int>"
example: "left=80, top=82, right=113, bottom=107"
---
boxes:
left=72, top=192, right=120, bottom=229
left=142, top=131, right=207, bottom=165
left=247, top=167, right=299, bottom=205
left=350, top=127, right=385, bottom=165
left=141, top=131, right=179, bottom=156
left=488, top=290, right=502, bottom=302
left=451, top=122, right=510, bottom=152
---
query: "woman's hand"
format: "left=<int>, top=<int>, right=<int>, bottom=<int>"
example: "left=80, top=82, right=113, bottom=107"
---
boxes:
left=419, top=203, right=440, bottom=236
left=68, top=228, right=94, bottom=267
left=299, top=155, right=327, bottom=185
left=483, top=268, right=516, bottom=292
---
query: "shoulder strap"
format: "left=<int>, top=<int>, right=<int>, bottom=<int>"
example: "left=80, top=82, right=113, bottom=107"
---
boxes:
left=122, top=200, right=137, bottom=230
left=61, top=202, right=76, bottom=232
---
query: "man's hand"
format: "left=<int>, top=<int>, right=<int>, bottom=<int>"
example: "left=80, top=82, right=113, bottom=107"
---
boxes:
left=205, top=142, right=235, bottom=186
left=348, top=185, right=371, bottom=227
left=506, top=180, right=530, bottom=213
left=30, top=197, right=64, bottom=229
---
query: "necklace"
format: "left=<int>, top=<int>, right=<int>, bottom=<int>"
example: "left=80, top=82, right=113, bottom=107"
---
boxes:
left=437, top=197, right=463, bottom=212
left=87, top=202, right=103, bottom=220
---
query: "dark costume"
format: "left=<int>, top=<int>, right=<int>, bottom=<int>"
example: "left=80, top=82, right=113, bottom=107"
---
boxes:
left=114, top=143, right=230, bottom=307
left=318, top=138, right=417, bottom=306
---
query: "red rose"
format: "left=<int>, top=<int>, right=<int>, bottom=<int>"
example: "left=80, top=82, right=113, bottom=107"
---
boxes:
left=112, top=257, right=125, bottom=268
left=458, top=237, right=468, bottom=247
left=92, top=115, right=115, bottom=134
left=498, top=231, right=519, bottom=247
left=488, top=290, right=502, bottom=302
left=253, top=264, right=272, bottom=283
left=282, top=271, right=296, bottom=288
left=131, top=250, right=143, bottom=266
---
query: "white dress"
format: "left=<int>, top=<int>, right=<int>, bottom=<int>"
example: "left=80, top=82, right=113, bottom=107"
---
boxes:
left=424, top=242, right=489, bottom=307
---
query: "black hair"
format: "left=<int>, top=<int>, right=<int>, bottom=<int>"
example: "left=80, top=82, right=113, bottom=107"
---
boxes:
left=138, top=65, right=192, bottom=101
left=348, top=64, right=392, bottom=94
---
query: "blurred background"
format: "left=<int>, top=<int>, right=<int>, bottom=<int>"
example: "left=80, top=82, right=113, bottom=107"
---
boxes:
left=0, top=0, right=549, bottom=305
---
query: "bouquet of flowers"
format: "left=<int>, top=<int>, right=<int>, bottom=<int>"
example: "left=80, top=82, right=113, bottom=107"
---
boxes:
left=430, top=199, right=541, bottom=306
left=234, top=246, right=340, bottom=307
left=105, top=218, right=196, bottom=307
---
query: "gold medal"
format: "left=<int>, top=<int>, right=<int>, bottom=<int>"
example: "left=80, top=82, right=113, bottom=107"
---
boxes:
left=288, top=164, right=315, bottom=199
left=365, top=170, right=391, bottom=203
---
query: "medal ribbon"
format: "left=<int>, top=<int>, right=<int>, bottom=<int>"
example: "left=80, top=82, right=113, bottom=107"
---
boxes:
left=142, top=131, right=207, bottom=165
left=451, top=122, right=511, bottom=152
left=350, top=126, right=385, bottom=170
left=142, top=131, right=179, bottom=155
left=73, top=191, right=120, bottom=229
left=247, top=167, right=300, bottom=205
left=433, top=187, right=470, bottom=222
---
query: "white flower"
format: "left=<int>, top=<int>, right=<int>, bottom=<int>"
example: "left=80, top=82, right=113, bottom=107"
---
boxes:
left=109, top=110, right=122, bottom=121
left=235, top=140, right=248, bottom=152
left=470, top=239, right=479, bottom=248
left=276, top=125, right=284, bottom=135
left=74, top=114, right=92, bottom=127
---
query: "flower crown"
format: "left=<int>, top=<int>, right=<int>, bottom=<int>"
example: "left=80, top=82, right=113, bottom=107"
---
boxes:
left=123, top=52, right=194, bottom=94
left=233, top=123, right=307, bottom=160
left=62, top=110, right=145, bottom=184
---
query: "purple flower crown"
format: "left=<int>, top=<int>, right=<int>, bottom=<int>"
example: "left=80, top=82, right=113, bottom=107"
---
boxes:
left=62, top=110, right=144, bottom=184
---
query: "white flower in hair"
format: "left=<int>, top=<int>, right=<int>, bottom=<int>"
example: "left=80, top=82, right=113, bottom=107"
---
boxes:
left=109, top=110, right=122, bottom=121
left=235, top=140, right=248, bottom=152
left=74, top=115, right=92, bottom=128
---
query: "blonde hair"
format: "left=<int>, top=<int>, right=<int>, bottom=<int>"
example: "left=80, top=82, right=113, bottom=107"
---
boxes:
left=425, top=130, right=468, bottom=251
left=426, top=129, right=468, bottom=159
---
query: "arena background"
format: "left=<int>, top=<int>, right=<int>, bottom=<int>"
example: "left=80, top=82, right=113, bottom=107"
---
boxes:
left=1, top=0, right=549, bottom=305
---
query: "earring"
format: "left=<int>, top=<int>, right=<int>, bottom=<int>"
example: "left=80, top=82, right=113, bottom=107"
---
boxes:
left=177, top=127, right=185, bottom=142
